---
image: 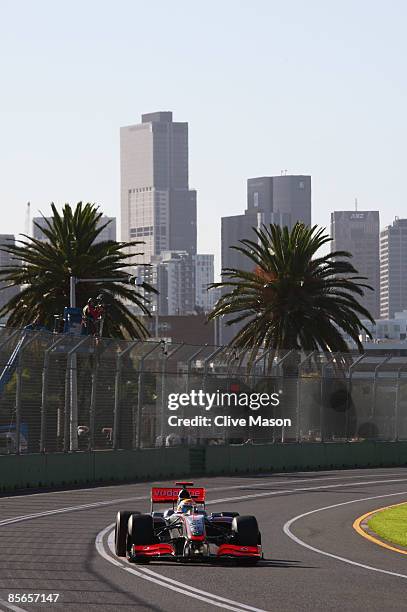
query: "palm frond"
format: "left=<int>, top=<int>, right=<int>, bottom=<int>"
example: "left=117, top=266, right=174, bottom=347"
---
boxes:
left=0, top=202, right=154, bottom=339
left=208, top=222, right=374, bottom=362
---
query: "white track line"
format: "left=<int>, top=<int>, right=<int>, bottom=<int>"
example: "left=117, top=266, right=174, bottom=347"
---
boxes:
left=0, top=495, right=149, bottom=528
left=1, top=469, right=403, bottom=502
left=95, top=477, right=407, bottom=611
left=2, top=472, right=403, bottom=529
left=1, top=472, right=407, bottom=611
left=95, top=524, right=267, bottom=612
left=283, top=491, right=407, bottom=580
left=197, top=477, right=407, bottom=506
left=0, top=600, right=27, bottom=612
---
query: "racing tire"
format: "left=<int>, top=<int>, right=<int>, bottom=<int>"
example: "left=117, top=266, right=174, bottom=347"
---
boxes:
left=231, top=515, right=259, bottom=546
left=128, top=513, right=157, bottom=545
left=115, top=510, right=140, bottom=557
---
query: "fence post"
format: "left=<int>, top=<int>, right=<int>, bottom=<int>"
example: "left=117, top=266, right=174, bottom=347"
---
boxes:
left=347, top=354, right=366, bottom=440
left=186, top=346, right=206, bottom=393
left=203, top=346, right=224, bottom=393
left=88, top=339, right=120, bottom=450
left=135, top=343, right=160, bottom=449
left=113, top=341, right=138, bottom=450
left=274, top=350, right=295, bottom=443
left=298, top=352, right=316, bottom=443
left=63, top=337, right=90, bottom=452
left=250, top=348, right=273, bottom=388
left=88, top=350, right=99, bottom=451
left=394, top=362, right=407, bottom=441
left=373, top=356, right=391, bottom=418
left=159, top=343, right=184, bottom=445
left=14, top=331, right=40, bottom=455
left=203, top=346, right=224, bottom=383
left=201, top=346, right=225, bottom=443
left=320, top=353, right=340, bottom=443
left=40, top=336, right=65, bottom=453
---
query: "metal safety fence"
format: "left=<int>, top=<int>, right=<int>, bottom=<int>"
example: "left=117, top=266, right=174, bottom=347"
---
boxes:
left=0, top=327, right=407, bottom=454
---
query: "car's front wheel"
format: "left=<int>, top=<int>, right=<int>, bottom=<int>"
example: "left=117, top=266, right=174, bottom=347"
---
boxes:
left=127, top=514, right=157, bottom=563
left=231, top=515, right=260, bottom=565
left=115, top=510, right=139, bottom=557
left=232, top=515, right=259, bottom=545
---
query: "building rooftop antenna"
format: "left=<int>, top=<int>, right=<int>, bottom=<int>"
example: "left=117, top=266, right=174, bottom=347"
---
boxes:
left=354, top=197, right=358, bottom=211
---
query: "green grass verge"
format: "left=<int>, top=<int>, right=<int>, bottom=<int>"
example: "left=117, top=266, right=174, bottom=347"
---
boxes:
left=368, top=503, right=407, bottom=548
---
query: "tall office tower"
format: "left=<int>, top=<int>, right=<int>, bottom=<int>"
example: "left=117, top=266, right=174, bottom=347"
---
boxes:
left=331, top=211, right=380, bottom=319
left=134, top=251, right=195, bottom=316
left=194, top=254, right=217, bottom=312
left=221, top=175, right=311, bottom=343
left=0, top=235, right=20, bottom=322
left=96, top=217, right=117, bottom=242
left=380, top=218, right=407, bottom=318
left=33, top=216, right=116, bottom=242
left=222, top=175, right=311, bottom=272
left=120, top=112, right=197, bottom=264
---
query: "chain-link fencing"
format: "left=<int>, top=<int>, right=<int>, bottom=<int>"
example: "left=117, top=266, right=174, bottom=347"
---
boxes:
left=0, top=327, right=406, bottom=454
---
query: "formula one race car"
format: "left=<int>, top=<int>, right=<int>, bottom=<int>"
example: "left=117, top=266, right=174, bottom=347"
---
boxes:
left=114, top=482, right=262, bottom=564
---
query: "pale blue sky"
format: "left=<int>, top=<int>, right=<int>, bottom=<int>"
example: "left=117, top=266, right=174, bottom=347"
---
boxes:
left=1, top=0, right=406, bottom=274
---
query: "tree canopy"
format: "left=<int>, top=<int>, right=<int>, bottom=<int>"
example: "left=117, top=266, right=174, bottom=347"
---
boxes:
left=0, top=202, right=156, bottom=339
left=208, top=223, right=374, bottom=363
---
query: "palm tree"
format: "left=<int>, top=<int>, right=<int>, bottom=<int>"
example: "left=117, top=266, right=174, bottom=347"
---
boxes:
left=208, top=223, right=375, bottom=364
left=0, top=202, right=156, bottom=339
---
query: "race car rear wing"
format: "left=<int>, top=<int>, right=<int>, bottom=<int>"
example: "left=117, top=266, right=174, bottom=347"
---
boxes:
left=151, top=483, right=206, bottom=510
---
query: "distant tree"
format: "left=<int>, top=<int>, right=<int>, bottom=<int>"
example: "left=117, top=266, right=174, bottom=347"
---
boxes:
left=0, top=202, right=156, bottom=339
left=208, top=223, right=374, bottom=365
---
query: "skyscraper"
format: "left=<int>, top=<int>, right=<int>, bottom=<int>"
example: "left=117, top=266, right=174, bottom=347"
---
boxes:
left=221, top=175, right=311, bottom=342
left=120, top=111, right=197, bottom=264
left=331, top=211, right=380, bottom=319
left=222, top=175, right=311, bottom=272
left=246, top=175, right=311, bottom=227
left=380, top=217, right=407, bottom=318
left=194, top=254, right=217, bottom=312
left=0, top=235, right=20, bottom=322
left=133, top=250, right=195, bottom=316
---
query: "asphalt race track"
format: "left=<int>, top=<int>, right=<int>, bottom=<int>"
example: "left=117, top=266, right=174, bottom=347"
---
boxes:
left=1, top=467, right=407, bottom=612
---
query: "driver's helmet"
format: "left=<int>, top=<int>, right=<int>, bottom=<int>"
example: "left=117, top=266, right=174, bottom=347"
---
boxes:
left=177, top=498, right=194, bottom=514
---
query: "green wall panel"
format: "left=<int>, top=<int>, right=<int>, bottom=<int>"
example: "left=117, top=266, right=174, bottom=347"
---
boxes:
left=2, top=441, right=407, bottom=493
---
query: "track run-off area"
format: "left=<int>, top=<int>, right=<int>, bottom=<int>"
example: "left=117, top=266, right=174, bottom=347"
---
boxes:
left=0, top=468, right=407, bottom=611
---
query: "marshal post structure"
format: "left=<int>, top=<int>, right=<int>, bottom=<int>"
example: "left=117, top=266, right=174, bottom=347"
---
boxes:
left=120, top=111, right=197, bottom=264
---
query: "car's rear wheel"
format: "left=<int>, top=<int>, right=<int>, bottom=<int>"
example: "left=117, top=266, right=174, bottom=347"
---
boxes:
left=115, top=511, right=139, bottom=557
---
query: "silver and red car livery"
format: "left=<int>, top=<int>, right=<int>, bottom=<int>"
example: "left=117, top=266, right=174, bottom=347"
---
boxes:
left=114, top=482, right=262, bottom=564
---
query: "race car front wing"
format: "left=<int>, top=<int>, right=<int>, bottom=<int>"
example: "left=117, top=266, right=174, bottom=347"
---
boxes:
left=129, top=542, right=262, bottom=561
left=131, top=543, right=176, bottom=558
left=216, top=544, right=262, bottom=558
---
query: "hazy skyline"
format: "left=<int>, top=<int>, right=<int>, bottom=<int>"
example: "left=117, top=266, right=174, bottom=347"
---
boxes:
left=1, top=0, right=406, bottom=275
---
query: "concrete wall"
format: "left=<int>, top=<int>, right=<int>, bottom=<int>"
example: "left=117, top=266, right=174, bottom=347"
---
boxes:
left=1, top=442, right=407, bottom=493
